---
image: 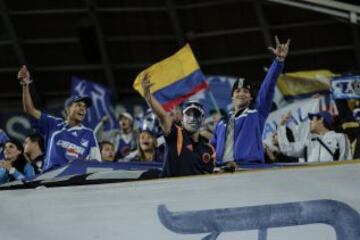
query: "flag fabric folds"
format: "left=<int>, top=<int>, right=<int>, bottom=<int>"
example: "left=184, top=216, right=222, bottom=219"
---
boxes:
left=277, top=70, right=335, bottom=100
left=133, top=44, right=208, bottom=111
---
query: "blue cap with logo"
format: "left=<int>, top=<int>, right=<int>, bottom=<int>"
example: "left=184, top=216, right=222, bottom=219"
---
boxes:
left=64, top=95, right=92, bottom=109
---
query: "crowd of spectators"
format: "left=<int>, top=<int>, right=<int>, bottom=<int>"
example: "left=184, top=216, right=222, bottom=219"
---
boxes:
left=0, top=36, right=359, bottom=184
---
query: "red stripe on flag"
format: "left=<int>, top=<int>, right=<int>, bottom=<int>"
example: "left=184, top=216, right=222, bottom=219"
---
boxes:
left=162, top=81, right=208, bottom=112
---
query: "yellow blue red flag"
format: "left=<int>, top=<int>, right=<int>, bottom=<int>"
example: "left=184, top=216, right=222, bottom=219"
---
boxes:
left=277, top=70, right=336, bottom=100
left=133, top=44, right=208, bottom=111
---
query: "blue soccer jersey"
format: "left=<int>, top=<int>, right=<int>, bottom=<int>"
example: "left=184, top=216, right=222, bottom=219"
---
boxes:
left=39, top=113, right=101, bottom=171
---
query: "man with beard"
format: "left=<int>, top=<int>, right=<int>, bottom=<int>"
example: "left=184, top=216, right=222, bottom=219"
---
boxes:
left=141, top=74, right=215, bottom=177
left=211, top=36, right=290, bottom=166
left=18, top=66, right=101, bottom=171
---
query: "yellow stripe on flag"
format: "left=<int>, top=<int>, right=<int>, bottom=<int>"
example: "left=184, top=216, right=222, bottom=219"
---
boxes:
left=133, top=44, right=200, bottom=96
left=277, top=70, right=337, bottom=96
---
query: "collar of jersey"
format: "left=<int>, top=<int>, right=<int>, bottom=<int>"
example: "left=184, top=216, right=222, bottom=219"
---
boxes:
left=63, top=121, right=84, bottom=130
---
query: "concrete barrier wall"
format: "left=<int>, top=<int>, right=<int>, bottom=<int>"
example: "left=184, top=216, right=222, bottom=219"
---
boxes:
left=0, top=161, right=360, bottom=240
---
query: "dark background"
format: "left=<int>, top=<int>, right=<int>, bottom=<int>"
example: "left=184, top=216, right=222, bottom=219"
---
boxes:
left=0, top=0, right=359, bottom=110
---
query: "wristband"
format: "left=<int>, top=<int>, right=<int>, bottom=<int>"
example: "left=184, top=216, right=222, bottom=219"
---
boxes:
left=20, top=79, right=33, bottom=86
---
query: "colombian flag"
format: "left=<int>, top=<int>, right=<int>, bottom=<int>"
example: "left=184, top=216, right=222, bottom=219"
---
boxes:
left=133, top=44, right=208, bottom=111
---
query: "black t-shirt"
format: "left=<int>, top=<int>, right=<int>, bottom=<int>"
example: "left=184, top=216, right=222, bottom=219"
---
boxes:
left=161, top=124, right=215, bottom=177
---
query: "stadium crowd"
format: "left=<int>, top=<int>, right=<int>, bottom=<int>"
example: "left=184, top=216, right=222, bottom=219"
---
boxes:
left=0, top=36, right=359, bottom=184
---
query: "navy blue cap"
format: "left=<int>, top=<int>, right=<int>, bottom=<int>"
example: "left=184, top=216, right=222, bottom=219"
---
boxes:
left=308, top=111, right=333, bottom=126
left=64, top=95, right=92, bottom=109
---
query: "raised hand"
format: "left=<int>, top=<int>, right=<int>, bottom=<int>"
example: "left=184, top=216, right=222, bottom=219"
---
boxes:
left=17, top=65, right=31, bottom=84
left=268, top=36, right=291, bottom=62
left=0, top=160, right=13, bottom=171
left=141, top=73, right=153, bottom=96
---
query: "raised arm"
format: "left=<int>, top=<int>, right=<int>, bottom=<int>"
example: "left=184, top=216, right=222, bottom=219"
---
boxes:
left=277, top=112, right=307, bottom=158
left=255, top=36, right=290, bottom=118
left=268, top=36, right=291, bottom=63
left=141, top=73, right=172, bottom=135
left=18, top=66, right=41, bottom=120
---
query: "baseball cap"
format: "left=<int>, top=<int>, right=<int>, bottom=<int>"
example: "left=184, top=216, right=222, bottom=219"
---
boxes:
left=119, top=112, right=134, bottom=122
left=64, top=95, right=92, bottom=109
left=308, top=111, right=333, bottom=126
left=182, top=101, right=205, bottom=116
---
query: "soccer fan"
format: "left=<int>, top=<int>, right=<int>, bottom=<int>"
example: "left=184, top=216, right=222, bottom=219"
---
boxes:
left=141, top=74, right=215, bottom=177
left=0, top=139, right=35, bottom=184
left=18, top=65, right=101, bottom=171
left=23, top=133, right=45, bottom=174
left=211, top=36, right=290, bottom=166
left=123, top=126, right=163, bottom=162
left=99, top=141, right=116, bottom=162
left=94, top=112, right=137, bottom=159
left=277, top=111, right=352, bottom=162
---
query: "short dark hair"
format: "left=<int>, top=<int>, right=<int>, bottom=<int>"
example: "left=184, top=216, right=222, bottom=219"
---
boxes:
left=27, top=133, right=45, bottom=153
left=99, top=141, right=114, bottom=152
left=231, top=79, right=254, bottom=97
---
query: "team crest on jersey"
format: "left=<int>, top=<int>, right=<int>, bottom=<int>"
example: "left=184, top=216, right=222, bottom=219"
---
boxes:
left=202, top=153, right=211, bottom=163
left=81, top=138, right=89, bottom=148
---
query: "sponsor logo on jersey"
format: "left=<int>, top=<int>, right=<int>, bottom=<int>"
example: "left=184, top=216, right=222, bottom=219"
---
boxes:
left=56, top=140, right=86, bottom=155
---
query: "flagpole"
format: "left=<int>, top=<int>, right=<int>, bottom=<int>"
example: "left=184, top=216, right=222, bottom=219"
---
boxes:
left=207, top=87, right=221, bottom=115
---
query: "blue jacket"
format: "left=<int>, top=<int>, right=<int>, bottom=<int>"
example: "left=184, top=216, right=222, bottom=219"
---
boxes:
left=211, top=59, right=284, bottom=164
left=0, top=162, right=35, bottom=184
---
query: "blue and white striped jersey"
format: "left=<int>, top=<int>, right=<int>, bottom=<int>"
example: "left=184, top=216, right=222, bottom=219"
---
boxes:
left=39, top=113, right=101, bottom=171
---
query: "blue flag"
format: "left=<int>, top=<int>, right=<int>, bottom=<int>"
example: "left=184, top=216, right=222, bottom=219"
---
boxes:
left=71, top=77, right=119, bottom=130
left=189, top=75, right=235, bottom=116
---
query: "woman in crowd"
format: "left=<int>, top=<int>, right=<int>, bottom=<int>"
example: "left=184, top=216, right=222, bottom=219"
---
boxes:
left=0, top=139, right=35, bottom=184
left=122, top=127, right=163, bottom=162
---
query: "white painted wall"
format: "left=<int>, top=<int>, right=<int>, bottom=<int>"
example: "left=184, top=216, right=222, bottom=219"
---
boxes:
left=0, top=161, right=359, bottom=240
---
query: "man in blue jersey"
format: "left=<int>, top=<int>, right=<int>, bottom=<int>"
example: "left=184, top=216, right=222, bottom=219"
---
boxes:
left=211, top=36, right=290, bottom=166
left=18, top=66, right=101, bottom=171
